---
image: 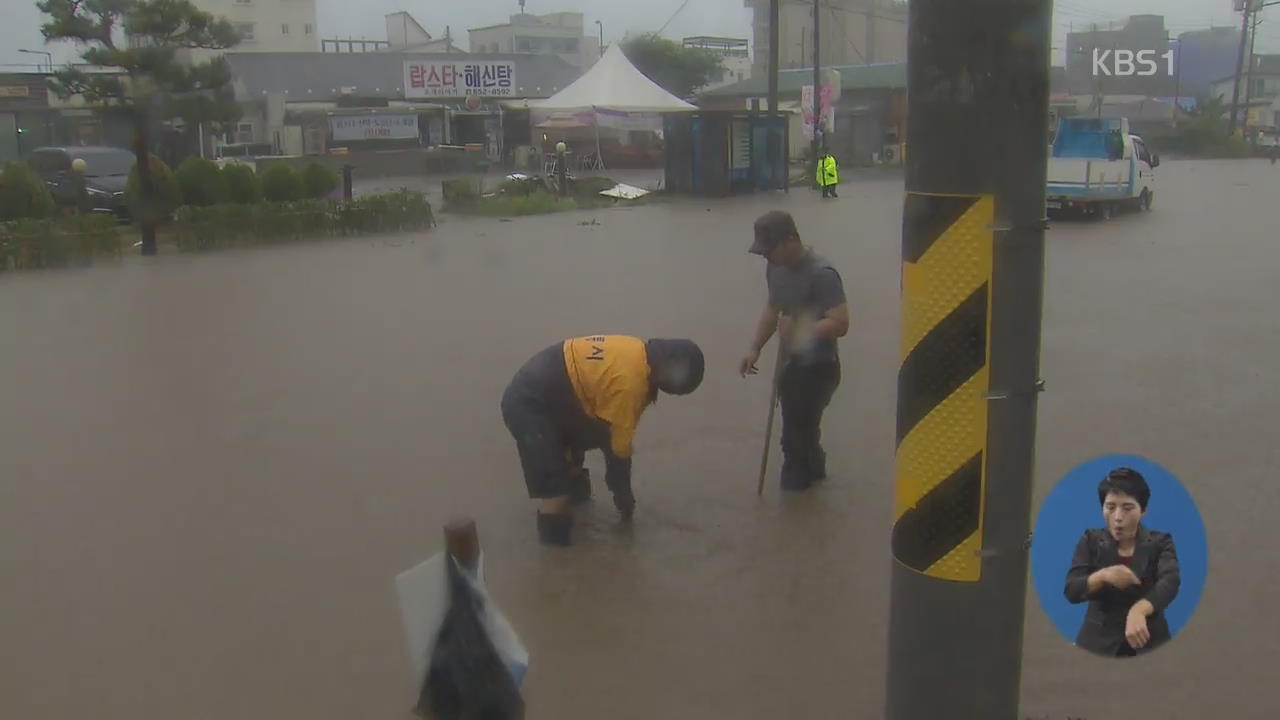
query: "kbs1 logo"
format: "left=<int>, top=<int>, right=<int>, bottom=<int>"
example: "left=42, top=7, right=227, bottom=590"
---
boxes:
left=1092, top=49, right=1175, bottom=77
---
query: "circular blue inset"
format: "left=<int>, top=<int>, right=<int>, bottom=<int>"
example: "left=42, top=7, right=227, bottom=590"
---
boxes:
left=1030, top=454, right=1207, bottom=651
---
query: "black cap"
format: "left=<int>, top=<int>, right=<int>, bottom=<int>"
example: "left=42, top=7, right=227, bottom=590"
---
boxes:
left=645, top=339, right=705, bottom=395
left=751, top=209, right=798, bottom=255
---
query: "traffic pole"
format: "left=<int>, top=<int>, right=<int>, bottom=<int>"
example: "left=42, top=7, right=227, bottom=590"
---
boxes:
left=886, top=0, right=1051, bottom=718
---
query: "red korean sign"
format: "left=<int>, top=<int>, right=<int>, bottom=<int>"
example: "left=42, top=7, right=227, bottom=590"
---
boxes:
left=404, top=61, right=517, bottom=99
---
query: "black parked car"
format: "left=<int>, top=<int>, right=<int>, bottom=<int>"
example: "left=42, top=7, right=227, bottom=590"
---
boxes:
left=28, top=146, right=136, bottom=221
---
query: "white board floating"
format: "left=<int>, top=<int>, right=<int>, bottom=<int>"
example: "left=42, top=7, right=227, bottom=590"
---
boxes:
left=599, top=183, right=651, bottom=200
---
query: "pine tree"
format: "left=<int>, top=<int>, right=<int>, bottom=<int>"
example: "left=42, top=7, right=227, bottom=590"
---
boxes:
left=38, top=0, right=240, bottom=255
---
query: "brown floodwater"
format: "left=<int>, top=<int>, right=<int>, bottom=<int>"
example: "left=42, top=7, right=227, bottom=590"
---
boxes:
left=3, top=162, right=1277, bottom=719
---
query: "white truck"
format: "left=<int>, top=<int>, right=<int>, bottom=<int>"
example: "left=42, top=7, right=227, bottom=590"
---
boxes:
left=1046, top=116, right=1159, bottom=220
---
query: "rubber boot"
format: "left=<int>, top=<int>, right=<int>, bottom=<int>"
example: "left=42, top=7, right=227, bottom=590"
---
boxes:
left=536, top=511, right=572, bottom=546
left=568, top=468, right=592, bottom=505
left=812, top=447, right=828, bottom=482
left=780, top=459, right=813, bottom=492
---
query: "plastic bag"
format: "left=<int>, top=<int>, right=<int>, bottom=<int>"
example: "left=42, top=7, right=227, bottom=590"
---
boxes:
left=397, top=552, right=528, bottom=720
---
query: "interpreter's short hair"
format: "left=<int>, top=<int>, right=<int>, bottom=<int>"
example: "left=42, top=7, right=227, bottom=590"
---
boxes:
left=1097, top=467, right=1151, bottom=511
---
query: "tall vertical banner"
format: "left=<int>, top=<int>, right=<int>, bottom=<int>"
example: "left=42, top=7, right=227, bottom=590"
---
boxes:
left=801, top=83, right=837, bottom=140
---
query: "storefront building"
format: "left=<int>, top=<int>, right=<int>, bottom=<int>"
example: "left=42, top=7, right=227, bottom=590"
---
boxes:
left=222, top=51, right=579, bottom=166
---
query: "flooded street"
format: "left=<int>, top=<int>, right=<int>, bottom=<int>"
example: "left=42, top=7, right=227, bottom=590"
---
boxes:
left=3, top=159, right=1279, bottom=719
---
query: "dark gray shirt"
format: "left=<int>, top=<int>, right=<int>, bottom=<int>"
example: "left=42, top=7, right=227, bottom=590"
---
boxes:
left=766, top=249, right=846, bottom=365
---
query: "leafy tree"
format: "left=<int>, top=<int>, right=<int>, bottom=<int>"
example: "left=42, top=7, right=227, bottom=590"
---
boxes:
left=620, top=35, right=724, bottom=98
left=1167, top=95, right=1250, bottom=157
left=126, top=153, right=182, bottom=221
left=38, top=0, right=240, bottom=255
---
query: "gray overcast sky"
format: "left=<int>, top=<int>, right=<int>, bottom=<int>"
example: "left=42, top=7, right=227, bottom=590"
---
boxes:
left=3, top=0, right=1277, bottom=71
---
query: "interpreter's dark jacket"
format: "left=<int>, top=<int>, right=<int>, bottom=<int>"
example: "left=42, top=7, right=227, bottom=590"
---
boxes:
left=1064, top=526, right=1180, bottom=657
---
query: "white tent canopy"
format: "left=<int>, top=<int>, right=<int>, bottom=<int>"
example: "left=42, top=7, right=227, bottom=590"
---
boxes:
left=530, top=44, right=697, bottom=113
left=529, top=45, right=694, bottom=171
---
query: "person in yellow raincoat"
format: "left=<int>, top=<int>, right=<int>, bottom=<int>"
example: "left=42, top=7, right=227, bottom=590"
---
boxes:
left=500, top=335, right=705, bottom=546
left=816, top=148, right=839, bottom=198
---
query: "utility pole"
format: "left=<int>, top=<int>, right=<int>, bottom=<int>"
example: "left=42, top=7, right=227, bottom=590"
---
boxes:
left=811, top=0, right=821, bottom=185
left=1243, top=10, right=1260, bottom=148
left=767, top=0, right=779, bottom=114
left=1242, top=1, right=1280, bottom=140
left=886, top=0, right=1050, bottom=718
left=768, top=0, right=781, bottom=189
left=1229, top=1, right=1252, bottom=136
left=1172, top=36, right=1182, bottom=128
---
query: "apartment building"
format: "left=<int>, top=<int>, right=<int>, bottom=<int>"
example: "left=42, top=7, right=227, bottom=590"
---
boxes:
left=181, top=0, right=320, bottom=62
left=683, top=37, right=753, bottom=91
left=468, top=11, right=600, bottom=73
left=745, top=0, right=907, bottom=77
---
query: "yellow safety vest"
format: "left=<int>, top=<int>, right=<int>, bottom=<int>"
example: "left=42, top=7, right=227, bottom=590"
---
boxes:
left=816, top=155, right=839, bottom=185
left=562, top=335, right=653, bottom=459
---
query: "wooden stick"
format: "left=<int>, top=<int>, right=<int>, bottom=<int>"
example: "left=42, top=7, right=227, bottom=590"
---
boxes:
left=756, top=337, right=788, bottom=496
left=444, top=517, right=480, bottom=573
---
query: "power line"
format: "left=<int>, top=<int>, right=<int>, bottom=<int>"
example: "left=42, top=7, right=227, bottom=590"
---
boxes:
left=825, top=2, right=868, bottom=64
left=817, top=2, right=906, bottom=25
left=654, top=0, right=692, bottom=38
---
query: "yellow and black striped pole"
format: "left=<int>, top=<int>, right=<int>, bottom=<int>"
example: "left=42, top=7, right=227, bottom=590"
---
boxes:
left=885, top=1, right=1051, bottom=718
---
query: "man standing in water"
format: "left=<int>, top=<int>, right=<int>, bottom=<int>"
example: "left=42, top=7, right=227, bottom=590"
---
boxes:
left=1064, top=467, right=1181, bottom=657
left=739, top=210, right=849, bottom=491
left=501, top=335, right=705, bottom=546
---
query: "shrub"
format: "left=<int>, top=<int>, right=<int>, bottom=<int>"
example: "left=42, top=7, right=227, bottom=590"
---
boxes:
left=0, top=161, right=56, bottom=221
left=173, top=200, right=329, bottom=250
left=260, top=164, right=304, bottom=202
left=472, top=188, right=577, bottom=217
left=170, top=191, right=434, bottom=252
left=0, top=213, right=120, bottom=270
left=441, top=177, right=483, bottom=208
left=222, top=162, right=263, bottom=204
left=126, top=154, right=182, bottom=223
left=302, top=162, right=340, bottom=199
left=572, top=176, right=618, bottom=197
left=176, top=156, right=228, bottom=206
left=334, top=190, right=435, bottom=234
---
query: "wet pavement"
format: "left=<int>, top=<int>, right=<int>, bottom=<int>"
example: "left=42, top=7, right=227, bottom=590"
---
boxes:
left=2, top=159, right=1278, bottom=719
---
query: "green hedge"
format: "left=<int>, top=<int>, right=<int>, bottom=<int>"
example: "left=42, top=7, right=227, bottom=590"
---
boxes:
left=0, top=161, right=56, bottom=221
left=3, top=191, right=434, bottom=270
left=260, top=164, right=305, bottom=202
left=471, top=188, right=578, bottom=217
left=176, top=157, right=228, bottom=206
left=441, top=177, right=483, bottom=209
left=223, top=163, right=263, bottom=204
left=332, top=190, right=436, bottom=234
left=302, top=162, right=340, bottom=199
left=0, top=213, right=122, bottom=270
left=171, top=190, right=435, bottom=252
